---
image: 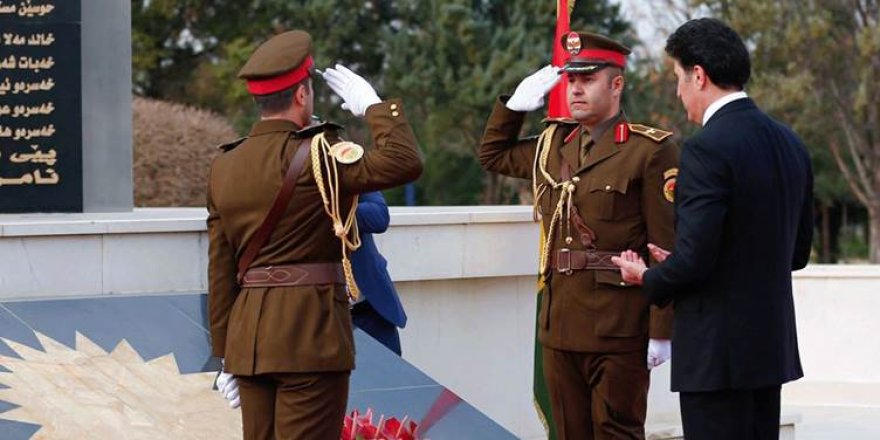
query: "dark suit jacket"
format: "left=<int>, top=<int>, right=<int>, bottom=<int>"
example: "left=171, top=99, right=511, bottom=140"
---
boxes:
left=643, top=98, right=813, bottom=392
left=351, top=191, right=407, bottom=328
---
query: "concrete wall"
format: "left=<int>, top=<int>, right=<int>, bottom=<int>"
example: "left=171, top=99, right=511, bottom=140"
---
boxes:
left=81, top=0, right=133, bottom=211
left=0, top=206, right=877, bottom=438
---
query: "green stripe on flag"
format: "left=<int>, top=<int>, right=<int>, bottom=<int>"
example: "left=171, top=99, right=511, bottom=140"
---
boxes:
left=533, top=290, right=557, bottom=440
left=534, top=223, right=557, bottom=439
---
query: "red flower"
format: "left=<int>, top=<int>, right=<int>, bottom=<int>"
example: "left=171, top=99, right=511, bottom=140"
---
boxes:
left=340, top=409, right=420, bottom=440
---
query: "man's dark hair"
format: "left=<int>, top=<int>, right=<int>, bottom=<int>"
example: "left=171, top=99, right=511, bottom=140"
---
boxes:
left=664, top=18, right=751, bottom=90
left=253, top=78, right=310, bottom=116
left=604, top=66, right=624, bottom=87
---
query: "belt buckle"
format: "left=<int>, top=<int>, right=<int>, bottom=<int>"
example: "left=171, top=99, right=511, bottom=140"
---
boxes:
left=557, top=248, right=573, bottom=276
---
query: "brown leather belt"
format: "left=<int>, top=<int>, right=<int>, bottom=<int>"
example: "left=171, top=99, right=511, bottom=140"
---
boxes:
left=240, top=263, right=344, bottom=288
left=550, top=249, right=621, bottom=274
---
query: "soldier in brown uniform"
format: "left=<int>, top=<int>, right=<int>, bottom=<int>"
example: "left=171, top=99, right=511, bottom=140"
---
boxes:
left=479, top=32, right=679, bottom=439
left=207, top=30, right=422, bottom=439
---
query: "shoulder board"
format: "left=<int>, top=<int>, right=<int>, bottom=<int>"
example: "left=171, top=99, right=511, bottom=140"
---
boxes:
left=628, top=124, right=673, bottom=143
left=294, top=121, right=344, bottom=139
left=216, top=136, right=248, bottom=152
left=541, top=116, right=578, bottom=126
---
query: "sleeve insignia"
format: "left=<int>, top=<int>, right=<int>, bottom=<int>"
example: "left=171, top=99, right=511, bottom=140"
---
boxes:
left=663, top=173, right=677, bottom=203
left=216, top=136, right=248, bottom=152
left=329, top=141, right=364, bottom=164
left=629, top=123, right=673, bottom=143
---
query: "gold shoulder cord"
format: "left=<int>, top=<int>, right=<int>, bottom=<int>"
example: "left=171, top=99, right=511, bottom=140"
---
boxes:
left=310, top=133, right=362, bottom=300
left=531, top=124, right=577, bottom=276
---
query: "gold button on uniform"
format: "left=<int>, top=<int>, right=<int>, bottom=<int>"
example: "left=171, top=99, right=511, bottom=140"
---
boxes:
left=390, top=103, right=398, bottom=111
left=391, top=111, right=400, bottom=117
left=619, top=281, right=627, bottom=286
left=605, top=184, right=612, bottom=191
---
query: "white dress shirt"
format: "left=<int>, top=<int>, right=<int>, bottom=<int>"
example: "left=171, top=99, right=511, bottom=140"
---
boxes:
left=702, top=91, right=748, bottom=126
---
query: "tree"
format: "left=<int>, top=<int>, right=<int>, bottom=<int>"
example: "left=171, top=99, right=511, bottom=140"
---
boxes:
left=132, top=0, right=634, bottom=206
left=380, top=0, right=632, bottom=204
left=687, top=0, right=879, bottom=262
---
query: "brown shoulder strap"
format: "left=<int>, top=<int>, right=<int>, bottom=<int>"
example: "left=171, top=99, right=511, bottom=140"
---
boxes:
left=559, top=158, right=598, bottom=248
left=236, top=138, right=311, bottom=283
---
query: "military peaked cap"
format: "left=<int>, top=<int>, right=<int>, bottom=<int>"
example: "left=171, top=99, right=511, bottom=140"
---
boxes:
left=238, top=30, right=314, bottom=95
left=561, top=31, right=631, bottom=73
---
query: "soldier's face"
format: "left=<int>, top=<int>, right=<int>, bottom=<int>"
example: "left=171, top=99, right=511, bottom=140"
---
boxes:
left=566, top=69, right=622, bottom=125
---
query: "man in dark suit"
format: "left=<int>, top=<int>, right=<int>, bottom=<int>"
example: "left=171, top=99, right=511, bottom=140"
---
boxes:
left=612, top=18, right=814, bottom=440
left=350, top=191, right=408, bottom=355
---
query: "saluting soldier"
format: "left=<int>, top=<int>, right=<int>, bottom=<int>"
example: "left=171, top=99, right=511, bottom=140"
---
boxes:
left=479, top=32, right=679, bottom=439
left=207, top=30, right=422, bottom=439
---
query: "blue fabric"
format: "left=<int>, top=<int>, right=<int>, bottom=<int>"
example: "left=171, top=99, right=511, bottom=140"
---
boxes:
left=351, top=192, right=407, bottom=351
left=352, top=301, right=401, bottom=355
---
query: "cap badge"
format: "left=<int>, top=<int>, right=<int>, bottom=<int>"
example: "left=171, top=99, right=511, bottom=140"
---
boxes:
left=565, top=32, right=582, bottom=56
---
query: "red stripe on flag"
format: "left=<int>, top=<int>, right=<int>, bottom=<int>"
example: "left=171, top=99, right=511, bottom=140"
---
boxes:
left=548, top=0, right=571, bottom=119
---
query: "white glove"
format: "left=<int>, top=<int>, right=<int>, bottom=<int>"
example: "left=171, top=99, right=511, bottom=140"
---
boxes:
left=215, top=362, right=241, bottom=409
left=505, top=64, right=562, bottom=112
left=647, top=338, right=672, bottom=370
left=322, top=64, right=382, bottom=117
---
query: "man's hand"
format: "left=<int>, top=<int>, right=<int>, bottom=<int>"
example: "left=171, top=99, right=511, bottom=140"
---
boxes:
left=611, top=250, right=648, bottom=285
left=322, top=64, right=381, bottom=117
left=505, top=64, right=562, bottom=112
left=647, top=338, right=672, bottom=369
left=215, top=363, right=240, bottom=409
left=648, top=243, right=671, bottom=263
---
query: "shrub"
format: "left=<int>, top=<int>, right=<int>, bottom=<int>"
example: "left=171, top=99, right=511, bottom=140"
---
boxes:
left=132, top=97, right=239, bottom=207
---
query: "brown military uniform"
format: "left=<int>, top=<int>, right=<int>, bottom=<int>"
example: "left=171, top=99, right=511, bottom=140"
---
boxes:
left=481, top=99, right=678, bottom=439
left=208, top=30, right=422, bottom=440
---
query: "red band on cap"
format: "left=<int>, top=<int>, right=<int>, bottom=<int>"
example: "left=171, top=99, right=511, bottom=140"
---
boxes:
left=571, top=49, right=627, bottom=68
left=246, top=56, right=314, bottom=95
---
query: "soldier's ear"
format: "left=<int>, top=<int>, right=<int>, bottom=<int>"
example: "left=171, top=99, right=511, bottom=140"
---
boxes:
left=613, top=74, right=625, bottom=93
left=606, top=69, right=625, bottom=97
left=293, top=82, right=309, bottom=106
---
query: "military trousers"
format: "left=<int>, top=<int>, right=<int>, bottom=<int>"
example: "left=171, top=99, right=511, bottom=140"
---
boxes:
left=543, top=347, right=649, bottom=440
left=237, top=371, right=350, bottom=440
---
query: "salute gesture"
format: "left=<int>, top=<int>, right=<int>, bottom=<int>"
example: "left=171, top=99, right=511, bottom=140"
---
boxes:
left=505, top=64, right=562, bottom=112
left=322, top=64, right=382, bottom=117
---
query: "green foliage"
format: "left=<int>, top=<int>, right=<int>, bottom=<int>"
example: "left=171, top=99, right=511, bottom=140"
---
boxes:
left=689, top=0, right=879, bottom=261
left=132, top=0, right=631, bottom=205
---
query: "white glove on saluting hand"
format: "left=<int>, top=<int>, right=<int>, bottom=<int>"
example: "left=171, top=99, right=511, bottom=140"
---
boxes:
left=322, top=64, right=382, bottom=117
left=215, top=362, right=240, bottom=409
left=505, top=64, right=562, bottom=112
left=647, top=338, right=672, bottom=370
